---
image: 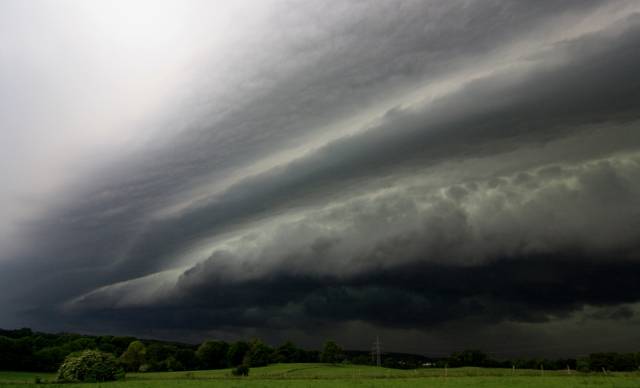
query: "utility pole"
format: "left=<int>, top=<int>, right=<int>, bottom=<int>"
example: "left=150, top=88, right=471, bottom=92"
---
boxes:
left=371, top=336, right=382, bottom=367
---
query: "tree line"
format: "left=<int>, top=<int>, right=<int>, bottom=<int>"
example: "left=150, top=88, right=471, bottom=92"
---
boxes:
left=434, top=349, right=640, bottom=372
left=1, top=328, right=639, bottom=373
left=0, top=328, right=321, bottom=372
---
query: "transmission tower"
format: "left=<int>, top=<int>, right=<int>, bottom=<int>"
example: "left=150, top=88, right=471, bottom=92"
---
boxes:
left=371, top=336, right=382, bottom=367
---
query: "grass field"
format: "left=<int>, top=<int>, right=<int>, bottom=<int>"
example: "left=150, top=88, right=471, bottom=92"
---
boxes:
left=1, top=364, right=639, bottom=387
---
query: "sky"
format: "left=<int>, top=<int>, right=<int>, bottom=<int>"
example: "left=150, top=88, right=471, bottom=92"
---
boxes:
left=1, top=0, right=640, bottom=358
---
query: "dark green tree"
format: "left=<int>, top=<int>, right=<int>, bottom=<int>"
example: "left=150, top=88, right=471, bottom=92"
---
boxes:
left=119, top=340, right=147, bottom=372
left=196, top=340, right=229, bottom=369
left=163, top=355, right=184, bottom=371
left=110, top=336, right=137, bottom=355
left=320, top=340, right=343, bottom=364
left=448, top=350, right=488, bottom=367
left=34, top=346, right=67, bottom=371
left=175, top=348, right=197, bottom=370
left=227, top=341, right=250, bottom=367
left=274, top=341, right=308, bottom=363
left=245, top=340, right=273, bottom=367
left=67, top=338, right=97, bottom=352
left=0, top=336, right=34, bottom=370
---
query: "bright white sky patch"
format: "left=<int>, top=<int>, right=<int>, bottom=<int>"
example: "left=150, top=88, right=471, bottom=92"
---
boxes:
left=0, top=0, right=271, bottom=254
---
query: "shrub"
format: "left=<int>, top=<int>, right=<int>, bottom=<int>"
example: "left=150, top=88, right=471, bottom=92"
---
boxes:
left=57, top=350, right=125, bottom=382
left=231, top=364, right=250, bottom=376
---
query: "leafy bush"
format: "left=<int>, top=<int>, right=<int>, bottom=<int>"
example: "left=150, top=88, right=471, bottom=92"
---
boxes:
left=57, top=350, right=124, bottom=382
left=231, top=364, right=250, bottom=376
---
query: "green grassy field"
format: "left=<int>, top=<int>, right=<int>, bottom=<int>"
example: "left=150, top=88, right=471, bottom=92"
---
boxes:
left=1, top=364, right=639, bottom=387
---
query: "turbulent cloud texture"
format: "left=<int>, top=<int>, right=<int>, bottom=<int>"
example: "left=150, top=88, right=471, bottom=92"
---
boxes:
left=2, top=0, right=640, bottom=356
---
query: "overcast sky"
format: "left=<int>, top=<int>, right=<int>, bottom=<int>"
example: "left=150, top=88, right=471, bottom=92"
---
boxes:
left=2, top=0, right=640, bottom=357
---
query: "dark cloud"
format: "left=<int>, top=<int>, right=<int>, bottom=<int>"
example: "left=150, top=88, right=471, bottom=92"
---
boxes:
left=45, top=254, right=640, bottom=357
left=2, top=1, right=640, bottom=355
left=32, top=13, right=640, bottom=285
left=60, top=152, right=640, bottom=344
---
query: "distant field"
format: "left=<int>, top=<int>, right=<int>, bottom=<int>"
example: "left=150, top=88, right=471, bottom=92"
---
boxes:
left=1, top=364, right=639, bottom=387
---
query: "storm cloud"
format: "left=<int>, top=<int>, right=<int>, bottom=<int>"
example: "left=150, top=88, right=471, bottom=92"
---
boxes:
left=2, top=0, right=640, bottom=356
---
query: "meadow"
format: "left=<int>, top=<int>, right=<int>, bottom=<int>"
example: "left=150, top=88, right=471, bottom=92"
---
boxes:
left=1, top=364, right=640, bottom=388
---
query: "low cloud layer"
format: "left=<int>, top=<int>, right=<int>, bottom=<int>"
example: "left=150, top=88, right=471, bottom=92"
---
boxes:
left=2, top=0, right=640, bottom=356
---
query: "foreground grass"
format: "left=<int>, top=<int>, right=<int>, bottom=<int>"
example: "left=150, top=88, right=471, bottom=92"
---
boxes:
left=1, top=364, right=639, bottom=387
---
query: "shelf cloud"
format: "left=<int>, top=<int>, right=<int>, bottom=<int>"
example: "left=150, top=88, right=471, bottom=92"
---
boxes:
left=2, top=0, right=640, bottom=355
